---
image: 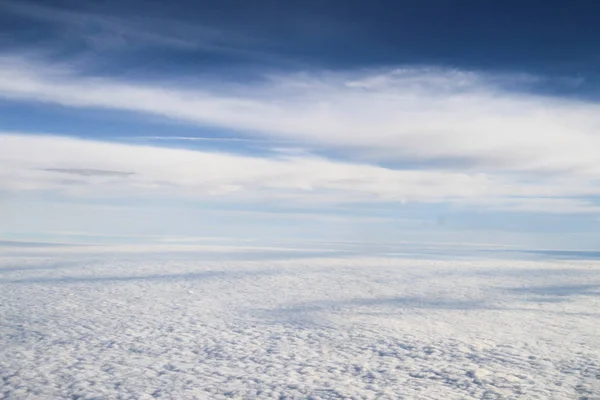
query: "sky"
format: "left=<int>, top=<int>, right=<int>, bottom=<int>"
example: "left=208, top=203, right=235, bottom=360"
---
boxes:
left=1, top=0, right=600, bottom=250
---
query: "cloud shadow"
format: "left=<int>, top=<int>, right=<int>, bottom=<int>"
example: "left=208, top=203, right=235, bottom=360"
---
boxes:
left=0, top=268, right=280, bottom=285
left=508, top=284, right=600, bottom=298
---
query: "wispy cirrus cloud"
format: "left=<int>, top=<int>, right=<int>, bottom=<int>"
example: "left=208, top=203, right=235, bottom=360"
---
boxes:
left=131, top=136, right=299, bottom=144
left=0, top=0, right=287, bottom=66
left=0, top=1, right=197, bottom=50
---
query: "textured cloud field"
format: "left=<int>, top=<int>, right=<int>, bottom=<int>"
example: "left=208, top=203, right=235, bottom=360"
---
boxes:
left=1, top=249, right=600, bottom=399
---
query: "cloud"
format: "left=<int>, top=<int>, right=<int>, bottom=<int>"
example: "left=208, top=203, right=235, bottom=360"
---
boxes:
left=1, top=133, right=600, bottom=214
left=41, top=168, right=135, bottom=177
left=1, top=54, right=600, bottom=214
left=1, top=55, right=600, bottom=178
left=0, top=0, right=285, bottom=65
left=0, top=1, right=197, bottom=49
left=0, top=133, right=482, bottom=201
left=131, top=136, right=299, bottom=144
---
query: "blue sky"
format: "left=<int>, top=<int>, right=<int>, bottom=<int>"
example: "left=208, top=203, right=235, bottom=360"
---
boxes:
left=1, top=0, right=600, bottom=249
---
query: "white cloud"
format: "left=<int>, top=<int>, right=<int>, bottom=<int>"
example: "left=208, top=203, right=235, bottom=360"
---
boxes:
left=1, top=55, right=600, bottom=177
left=0, top=133, right=484, bottom=201
left=1, top=133, right=600, bottom=213
left=1, top=55, right=600, bottom=213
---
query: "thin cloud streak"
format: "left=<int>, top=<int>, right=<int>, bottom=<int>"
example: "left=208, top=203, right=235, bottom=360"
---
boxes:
left=41, top=168, right=135, bottom=177
left=0, top=1, right=296, bottom=66
left=0, top=1, right=202, bottom=49
left=132, top=136, right=299, bottom=143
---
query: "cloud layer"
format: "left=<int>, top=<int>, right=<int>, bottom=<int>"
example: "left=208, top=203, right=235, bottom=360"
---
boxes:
left=2, top=56, right=600, bottom=175
left=1, top=55, right=600, bottom=213
left=2, top=133, right=600, bottom=213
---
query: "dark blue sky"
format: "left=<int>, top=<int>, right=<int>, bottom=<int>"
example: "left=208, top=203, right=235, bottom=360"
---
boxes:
left=2, top=0, right=599, bottom=77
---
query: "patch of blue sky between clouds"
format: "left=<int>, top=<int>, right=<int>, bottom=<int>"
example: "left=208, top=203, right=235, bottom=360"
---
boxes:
left=0, top=100, right=300, bottom=158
